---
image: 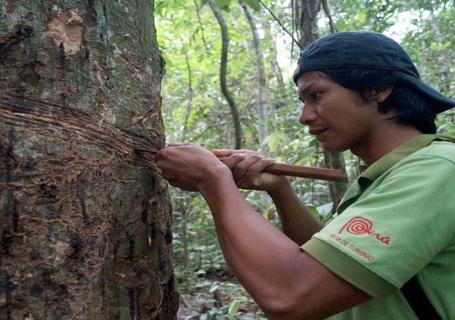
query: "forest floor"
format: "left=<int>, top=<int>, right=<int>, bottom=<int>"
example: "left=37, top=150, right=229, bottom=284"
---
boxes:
left=175, top=273, right=267, bottom=320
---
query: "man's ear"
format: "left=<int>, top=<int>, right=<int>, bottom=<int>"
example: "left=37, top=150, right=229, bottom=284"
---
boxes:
left=369, top=85, right=394, bottom=103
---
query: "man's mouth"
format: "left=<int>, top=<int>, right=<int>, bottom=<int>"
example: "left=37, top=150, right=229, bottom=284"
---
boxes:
left=309, top=128, right=328, bottom=135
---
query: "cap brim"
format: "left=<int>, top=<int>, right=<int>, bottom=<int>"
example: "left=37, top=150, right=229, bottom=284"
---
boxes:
left=399, top=73, right=455, bottom=113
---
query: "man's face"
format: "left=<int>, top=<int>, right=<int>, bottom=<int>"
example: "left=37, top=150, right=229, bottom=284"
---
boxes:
left=297, top=71, right=383, bottom=153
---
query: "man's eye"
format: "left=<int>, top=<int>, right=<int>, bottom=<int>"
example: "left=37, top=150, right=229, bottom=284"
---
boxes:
left=311, top=93, right=321, bottom=101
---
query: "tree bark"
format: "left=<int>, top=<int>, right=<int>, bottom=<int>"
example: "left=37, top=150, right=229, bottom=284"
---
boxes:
left=209, top=0, right=243, bottom=149
left=0, top=1, right=178, bottom=319
left=294, top=0, right=348, bottom=212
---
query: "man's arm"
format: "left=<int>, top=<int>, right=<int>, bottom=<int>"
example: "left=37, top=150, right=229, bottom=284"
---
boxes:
left=213, top=149, right=323, bottom=245
left=157, top=145, right=370, bottom=319
left=199, top=166, right=369, bottom=319
left=267, top=177, right=323, bottom=245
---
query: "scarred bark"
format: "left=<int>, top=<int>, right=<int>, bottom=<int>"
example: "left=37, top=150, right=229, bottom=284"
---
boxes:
left=0, top=1, right=178, bottom=319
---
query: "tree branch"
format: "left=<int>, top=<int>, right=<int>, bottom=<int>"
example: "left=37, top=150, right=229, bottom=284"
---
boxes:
left=321, top=0, right=337, bottom=33
left=257, top=0, right=302, bottom=49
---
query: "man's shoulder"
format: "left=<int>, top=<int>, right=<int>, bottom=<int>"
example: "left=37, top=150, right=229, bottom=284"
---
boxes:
left=414, top=139, right=455, bottom=164
left=377, top=138, right=455, bottom=186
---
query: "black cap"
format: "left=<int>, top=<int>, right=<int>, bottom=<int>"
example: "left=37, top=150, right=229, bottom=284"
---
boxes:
left=293, top=32, right=454, bottom=113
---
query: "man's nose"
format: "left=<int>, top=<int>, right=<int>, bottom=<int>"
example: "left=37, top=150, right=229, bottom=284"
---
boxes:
left=299, top=104, right=317, bottom=125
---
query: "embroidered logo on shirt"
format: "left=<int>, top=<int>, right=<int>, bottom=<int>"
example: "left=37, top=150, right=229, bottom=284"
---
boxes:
left=339, top=216, right=391, bottom=245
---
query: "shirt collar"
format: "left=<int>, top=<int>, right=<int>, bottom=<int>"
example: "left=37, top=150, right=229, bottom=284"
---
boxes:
left=358, top=134, right=454, bottom=189
left=335, top=134, right=454, bottom=215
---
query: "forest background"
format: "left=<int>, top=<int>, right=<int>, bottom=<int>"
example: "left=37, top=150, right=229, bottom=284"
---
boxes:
left=155, top=0, right=454, bottom=319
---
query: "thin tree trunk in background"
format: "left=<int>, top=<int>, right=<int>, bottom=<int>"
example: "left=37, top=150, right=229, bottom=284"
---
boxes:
left=209, top=0, right=243, bottom=149
left=428, top=9, right=451, bottom=93
left=240, top=1, right=269, bottom=152
left=322, top=149, right=348, bottom=210
left=264, top=21, right=285, bottom=90
left=181, top=50, right=194, bottom=141
left=297, top=0, right=320, bottom=47
left=321, top=0, right=337, bottom=33
left=0, top=1, right=178, bottom=318
left=193, top=0, right=208, bottom=48
left=178, top=51, right=195, bottom=273
left=262, top=20, right=287, bottom=128
left=181, top=206, right=190, bottom=271
left=295, top=0, right=348, bottom=212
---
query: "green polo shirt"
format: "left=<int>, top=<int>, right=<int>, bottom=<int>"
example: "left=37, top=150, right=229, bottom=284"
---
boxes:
left=302, top=134, right=455, bottom=319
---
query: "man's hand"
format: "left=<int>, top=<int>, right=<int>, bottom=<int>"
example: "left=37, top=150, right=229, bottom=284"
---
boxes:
left=212, top=149, right=286, bottom=192
left=155, top=144, right=231, bottom=191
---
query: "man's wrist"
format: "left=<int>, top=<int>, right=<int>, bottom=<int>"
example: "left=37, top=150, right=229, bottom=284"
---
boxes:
left=267, top=176, right=292, bottom=199
left=197, top=164, right=234, bottom=194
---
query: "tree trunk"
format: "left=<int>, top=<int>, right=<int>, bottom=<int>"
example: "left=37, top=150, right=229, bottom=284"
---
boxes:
left=181, top=50, right=194, bottom=142
left=428, top=8, right=451, bottom=94
left=262, top=20, right=286, bottom=128
left=0, top=1, right=178, bottom=319
left=294, top=0, right=348, bottom=212
left=240, top=1, right=269, bottom=153
left=264, top=22, right=285, bottom=90
left=209, top=0, right=243, bottom=149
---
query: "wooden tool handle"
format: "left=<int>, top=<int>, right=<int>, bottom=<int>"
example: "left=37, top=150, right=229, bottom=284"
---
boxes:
left=263, top=163, right=346, bottom=181
left=218, top=157, right=345, bottom=181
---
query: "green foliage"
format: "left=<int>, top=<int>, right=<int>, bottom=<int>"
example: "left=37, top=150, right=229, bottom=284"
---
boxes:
left=330, top=0, right=408, bottom=32
left=199, top=0, right=261, bottom=11
left=243, top=0, right=261, bottom=11
left=399, top=3, right=455, bottom=135
left=227, top=297, right=248, bottom=319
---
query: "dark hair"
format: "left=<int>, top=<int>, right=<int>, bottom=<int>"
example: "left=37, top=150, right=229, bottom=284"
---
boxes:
left=320, top=69, right=437, bottom=134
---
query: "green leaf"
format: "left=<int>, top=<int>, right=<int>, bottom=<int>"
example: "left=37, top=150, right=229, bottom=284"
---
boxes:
left=357, top=8, right=368, bottom=25
left=199, top=0, right=209, bottom=7
left=309, top=138, right=318, bottom=147
left=309, top=206, right=320, bottom=218
left=227, top=298, right=244, bottom=319
left=243, top=0, right=261, bottom=11
left=208, top=283, right=220, bottom=293
left=216, top=0, right=231, bottom=9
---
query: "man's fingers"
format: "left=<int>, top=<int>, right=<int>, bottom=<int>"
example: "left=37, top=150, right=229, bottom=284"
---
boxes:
left=166, top=143, right=193, bottom=148
left=156, top=143, right=198, bottom=162
left=240, top=172, right=278, bottom=188
left=220, top=153, right=247, bottom=169
left=244, top=157, right=275, bottom=176
left=212, top=149, right=235, bottom=157
left=232, top=154, right=271, bottom=181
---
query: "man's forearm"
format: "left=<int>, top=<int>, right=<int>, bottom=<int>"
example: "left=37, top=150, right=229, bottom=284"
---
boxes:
left=267, top=178, right=323, bottom=245
left=196, top=167, right=368, bottom=319
left=198, top=169, right=308, bottom=312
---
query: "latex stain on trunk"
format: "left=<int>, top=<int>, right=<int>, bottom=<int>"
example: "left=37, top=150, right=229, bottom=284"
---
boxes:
left=45, top=10, right=84, bottom=56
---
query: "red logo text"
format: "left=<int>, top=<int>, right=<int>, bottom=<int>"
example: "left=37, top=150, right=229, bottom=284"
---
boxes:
left=339, top=217, right=391, bottom=245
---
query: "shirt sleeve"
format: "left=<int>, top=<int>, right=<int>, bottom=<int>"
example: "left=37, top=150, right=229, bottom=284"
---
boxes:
left=302, top=154, right=455, bottom=297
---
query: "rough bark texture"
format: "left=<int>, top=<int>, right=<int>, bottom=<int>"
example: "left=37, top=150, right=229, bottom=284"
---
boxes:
left=0, top=1, right=178, bottom=319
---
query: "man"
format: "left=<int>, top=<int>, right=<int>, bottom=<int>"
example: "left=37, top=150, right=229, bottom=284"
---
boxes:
left=156, top=32, right=455, bottom=319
